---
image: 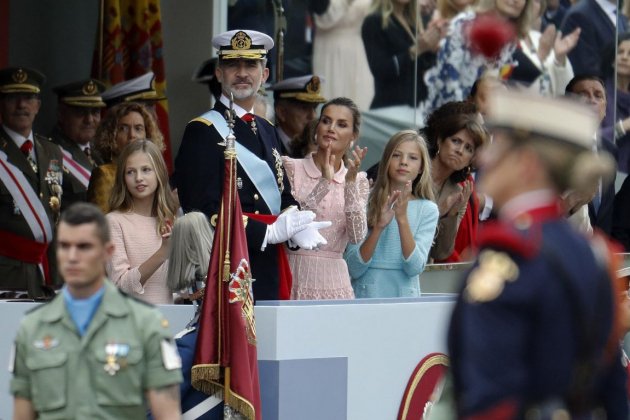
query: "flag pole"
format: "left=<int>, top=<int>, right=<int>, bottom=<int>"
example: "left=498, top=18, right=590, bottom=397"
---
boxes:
left=97, top=0, right=105, bottom=80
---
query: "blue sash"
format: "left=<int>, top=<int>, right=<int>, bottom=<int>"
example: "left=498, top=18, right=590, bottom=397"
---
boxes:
left=200, top=110, right=281, bottom=215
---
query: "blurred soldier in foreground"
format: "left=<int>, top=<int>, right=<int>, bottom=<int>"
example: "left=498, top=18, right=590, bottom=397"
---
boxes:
left=10, top=203, right=182, bottom=419
left=448, top=90, right=627, bottom=418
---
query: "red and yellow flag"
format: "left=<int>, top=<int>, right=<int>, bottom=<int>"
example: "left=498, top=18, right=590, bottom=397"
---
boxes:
left=191, top=138, right=262, bottom=420
left=93, top=0, right=173, bottom=171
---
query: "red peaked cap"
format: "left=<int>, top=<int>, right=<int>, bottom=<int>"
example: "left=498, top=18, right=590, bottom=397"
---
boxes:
left=467, top=13, right=517, bottom=59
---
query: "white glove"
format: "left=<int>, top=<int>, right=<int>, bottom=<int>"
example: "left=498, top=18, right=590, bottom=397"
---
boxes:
left=288, top=221, right=332, bottom=250
left=263, top=207, right=316, bottom=249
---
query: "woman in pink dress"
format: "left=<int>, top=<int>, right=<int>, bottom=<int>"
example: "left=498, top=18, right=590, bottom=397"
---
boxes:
left=282, top=97, right=369, bottom=300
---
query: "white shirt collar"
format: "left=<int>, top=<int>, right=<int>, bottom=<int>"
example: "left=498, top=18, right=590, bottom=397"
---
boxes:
left=219, top=94, right=253, bottom=119
left=593, top=0, right=617, bottom=26
left=3, top=125, right=34, bottom=149
left=499, top=189, right=557, bottom=221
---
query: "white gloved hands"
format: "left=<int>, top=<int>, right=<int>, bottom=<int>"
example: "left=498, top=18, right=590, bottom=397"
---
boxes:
left=288, top=221, right=332, bottom=250
left=263, top=207, right=316, bottom=249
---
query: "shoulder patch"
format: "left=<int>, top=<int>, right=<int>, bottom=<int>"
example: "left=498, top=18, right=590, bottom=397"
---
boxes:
left=464, top=250, right=520, bottom=303
left=189, top=117, right=213, bottom=126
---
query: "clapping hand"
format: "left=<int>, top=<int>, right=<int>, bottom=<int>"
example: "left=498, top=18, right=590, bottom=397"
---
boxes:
left=393, top=180, right=413, bottom=220
left=322, top=143, right=335, bottom=181
left=346, top=145, right=367, bottom=183
left=377, top=190, right=402, bottom=229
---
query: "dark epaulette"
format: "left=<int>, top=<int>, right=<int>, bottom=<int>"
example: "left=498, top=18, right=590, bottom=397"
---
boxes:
left=477, top=221, right=538, bottom=259
left=116, top=287, right=157, bottom=308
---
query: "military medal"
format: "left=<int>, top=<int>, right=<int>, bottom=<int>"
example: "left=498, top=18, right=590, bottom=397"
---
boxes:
left=45, top=160, right=63, bottom=216
left=104, top=342, right=129, bottom=376
left=272, top=148, right=284, bottom=192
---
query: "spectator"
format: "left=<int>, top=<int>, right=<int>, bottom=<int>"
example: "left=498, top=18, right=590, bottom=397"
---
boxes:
left=88, top=102, right=164, bottom=213
left=432, top=0, right=477, bottom=21
left=290, top=118, right=320, bottom=158
left=50, top=79, right=107, bottom=212
left=467, top=75, right=506, bottom=117
left=601, top=32, right=630, bottom=173
left=313, top=0, right=374, bottom=110
left=512, top=0, right=579, bottom=96
left=362, top=0, right=445, bottom=109
left=560, top=0, right=626, bottom=78
left=423, top=101, right=487, bottom=261
left=423, top=0, right=535, bottom=112
left=106, top=140, right=177, bottom=304
left=345, top=130, right=438, bottom=298
left=282, top=97, right=368, bottom=299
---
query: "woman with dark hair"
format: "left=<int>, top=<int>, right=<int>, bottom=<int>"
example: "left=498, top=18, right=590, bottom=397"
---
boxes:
left=601, top=32, right=630, bottom=173
left=423, top=101, right=488, bottom=261
left=282, top=97, right=369, bottom=299
left=87, top=102, right=164, bottom=212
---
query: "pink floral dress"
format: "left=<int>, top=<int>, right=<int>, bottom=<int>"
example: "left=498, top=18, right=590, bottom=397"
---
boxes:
left=283, top=154, right=369, bottom=299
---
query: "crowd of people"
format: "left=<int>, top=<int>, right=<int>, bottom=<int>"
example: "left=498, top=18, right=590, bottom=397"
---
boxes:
left=3, top=0, right=630, bottom=417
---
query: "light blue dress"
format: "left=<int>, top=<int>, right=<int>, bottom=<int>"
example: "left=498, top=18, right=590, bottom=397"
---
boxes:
left=344, top=199, right=439, bottom=298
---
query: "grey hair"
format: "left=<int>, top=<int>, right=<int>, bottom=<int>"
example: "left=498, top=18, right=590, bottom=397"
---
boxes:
left=166, top=212, right=214, bottom=292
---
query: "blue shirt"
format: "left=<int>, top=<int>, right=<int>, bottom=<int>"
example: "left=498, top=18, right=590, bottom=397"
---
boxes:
left=62, top=285, right=105, bottom=335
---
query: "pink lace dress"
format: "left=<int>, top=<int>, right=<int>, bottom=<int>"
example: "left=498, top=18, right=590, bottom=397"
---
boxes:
left=283, top=154, right=369, bottom=299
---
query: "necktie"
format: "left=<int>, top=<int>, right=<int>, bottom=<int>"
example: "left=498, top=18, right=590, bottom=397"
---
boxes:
left=84, top=146, right=95, bottom=166
left=241, top=113, right=258, bottom=134
left=20, top=140, right=37, bottom=173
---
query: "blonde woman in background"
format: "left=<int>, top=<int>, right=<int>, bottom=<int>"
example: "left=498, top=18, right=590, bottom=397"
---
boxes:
left=88, top=102, right=164, bottom=213
left=313, top=0, right=374, bottom=110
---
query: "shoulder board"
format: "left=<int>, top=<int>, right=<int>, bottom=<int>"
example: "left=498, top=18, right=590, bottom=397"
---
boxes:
left=477, top=221, right=538, bottom=259
left=257, top=115, right=274, bottom=126
left=189, top=117, right=213, bottom=126
left=34, top=133, right=52, bottom=143
left=116, top=288, right=156, bottom=308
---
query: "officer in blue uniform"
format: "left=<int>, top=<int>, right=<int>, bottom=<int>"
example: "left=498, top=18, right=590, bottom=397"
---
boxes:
left=448, top=90, right=628, bottom=418
left=174, top=29, right=328, bottom=301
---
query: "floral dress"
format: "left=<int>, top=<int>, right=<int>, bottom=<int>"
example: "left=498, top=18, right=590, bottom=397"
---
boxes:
left=423, top=10, right=517, bottom=114
left=283, top=154, right=369, bottom=299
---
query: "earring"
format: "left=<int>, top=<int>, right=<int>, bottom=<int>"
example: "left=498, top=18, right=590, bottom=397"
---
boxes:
left=436, top=148, right=440, bottom=156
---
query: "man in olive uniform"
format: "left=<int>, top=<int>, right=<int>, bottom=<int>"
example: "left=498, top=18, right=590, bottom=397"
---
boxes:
left=51, top=78, right=106, bottom=212
left=11, top=202, right=182, bottom=419
left=270, top=74, right=326, bottom=157
left=0, top=66, right=63, bottom=299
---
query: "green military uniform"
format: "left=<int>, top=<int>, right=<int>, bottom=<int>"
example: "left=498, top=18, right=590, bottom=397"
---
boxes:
left=0, top=128, right=63, bottom=297
left=0, top=66, right=63, bottom=298
left=50, top=79, right=106, bottom=213
left=10, top=280, right=183, bottom=418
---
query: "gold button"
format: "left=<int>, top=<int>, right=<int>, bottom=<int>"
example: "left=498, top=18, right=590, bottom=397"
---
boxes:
left=254, top=194, right=259, bottom=200
left=254, top=210, right=260, bottom=214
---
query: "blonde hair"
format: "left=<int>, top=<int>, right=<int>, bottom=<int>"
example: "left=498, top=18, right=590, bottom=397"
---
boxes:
left=371, top=0, right=421, bottom=31
left=476, top=0, right=535, bottom=38
left=367, top=130, right=435, bottom=228
left=108, top=140, right=177, bottom=234
left=94, top=102, right=164, bottom=162
left=166, top=212, right=214, bottom=292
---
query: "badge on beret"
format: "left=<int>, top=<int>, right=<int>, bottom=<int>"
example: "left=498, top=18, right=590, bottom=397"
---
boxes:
left=231, top=31, right=252, bottom=50
left=306, top=76, right=320, bottom=95
left=464, top=250, right=519, bottom=303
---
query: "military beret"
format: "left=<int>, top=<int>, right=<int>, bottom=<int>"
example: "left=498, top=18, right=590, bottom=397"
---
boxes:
left=270, top=75, right=326, bottom=104
left=53, top=79, right=106, bottom=108
left=102, top=72, right=166, bottom=107
left=212, top=29, right=274, bottom=60
left=486, top=89, right=597, bottom=150
left=0, top=66, right=46, bottom=94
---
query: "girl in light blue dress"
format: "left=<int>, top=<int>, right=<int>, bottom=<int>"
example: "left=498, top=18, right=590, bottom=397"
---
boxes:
left=345, top=130, right=439, bottom=297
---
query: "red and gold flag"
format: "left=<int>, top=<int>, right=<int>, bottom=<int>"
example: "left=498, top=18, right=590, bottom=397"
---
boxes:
left=191, top=133, right=262, bottom=420
left=93, top=0, right=173, bottom=171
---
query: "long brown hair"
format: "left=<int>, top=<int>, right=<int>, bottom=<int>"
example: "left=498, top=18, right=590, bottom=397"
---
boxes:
left=108, top=140, right=177, bottom=234
left=94, top=102, right=164, bottom=162
left=367, top=130, right=435, bottom=228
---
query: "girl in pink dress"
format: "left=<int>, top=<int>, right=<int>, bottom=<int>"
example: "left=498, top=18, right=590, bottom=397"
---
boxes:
left=106, top=140, right=178, bottom=304
left=282, top=97, right=369, bottom=299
